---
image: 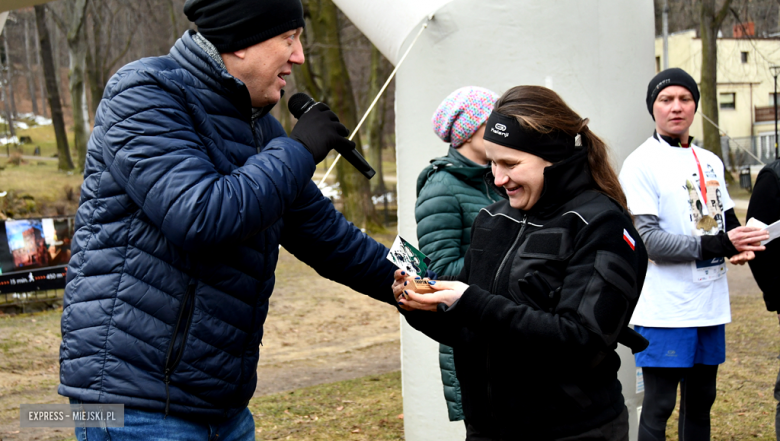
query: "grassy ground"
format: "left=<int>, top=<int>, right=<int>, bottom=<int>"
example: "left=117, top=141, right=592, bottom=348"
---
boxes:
left=2, top=278, right=777, bottom=440
left=663, top=293, right=779, bottom=440
left=0, top=159, right=83, bottom=217
left=249, top=372, right=403, bottom=440
left=8, top=125, right=76, bottom=160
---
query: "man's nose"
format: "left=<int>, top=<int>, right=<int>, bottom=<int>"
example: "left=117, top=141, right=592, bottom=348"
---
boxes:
left=290, top=39, right=305, bottom=65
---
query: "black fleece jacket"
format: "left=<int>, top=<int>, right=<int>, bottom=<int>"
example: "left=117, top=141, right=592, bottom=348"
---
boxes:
left=747, top=159, right=780, bottom=311
left=404, top=150, right=648, bottom=439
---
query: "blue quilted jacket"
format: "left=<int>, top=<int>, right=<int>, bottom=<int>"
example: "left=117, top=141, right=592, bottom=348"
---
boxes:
left=59, top=31, right=397, bottom=422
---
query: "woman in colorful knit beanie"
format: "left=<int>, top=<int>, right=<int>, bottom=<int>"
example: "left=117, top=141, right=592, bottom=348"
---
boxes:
left=414, top=86, right=502, bottom=424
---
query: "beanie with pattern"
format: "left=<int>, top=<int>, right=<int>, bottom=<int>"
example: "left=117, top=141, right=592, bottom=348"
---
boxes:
left=432, top=86, right=499, bottom=148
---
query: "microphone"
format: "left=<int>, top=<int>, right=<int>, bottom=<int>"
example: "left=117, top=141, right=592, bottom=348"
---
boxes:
left=288, top=92, right=376, bottom=179
left=287, top=93, right=317, bottom=117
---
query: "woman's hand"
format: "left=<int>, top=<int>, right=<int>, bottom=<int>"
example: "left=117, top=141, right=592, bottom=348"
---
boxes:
left=729, top=250, right=754, bottom=265
left=394, top=273, right=470, bottom=312
left=728, top=226, right=769, bottom=253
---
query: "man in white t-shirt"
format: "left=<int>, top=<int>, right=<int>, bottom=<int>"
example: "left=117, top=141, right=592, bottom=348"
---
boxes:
left=619, top=68, right=768, bottom=441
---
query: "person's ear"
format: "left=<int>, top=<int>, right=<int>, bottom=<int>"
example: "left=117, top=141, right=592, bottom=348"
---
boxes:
left=224, top=49, right=247, bottom=61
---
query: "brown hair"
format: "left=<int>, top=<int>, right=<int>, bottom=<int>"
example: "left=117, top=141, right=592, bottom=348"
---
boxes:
left=494, top=86, right=628, bottom=212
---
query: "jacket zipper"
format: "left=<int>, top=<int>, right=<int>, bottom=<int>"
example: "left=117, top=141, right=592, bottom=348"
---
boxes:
left=485, top=214, right=527, bottom=421
left=490, top=214, right=527, bottom=293
left=164, top=282, right=197, bottom=416
left=251, top=116, right=263, bottom=153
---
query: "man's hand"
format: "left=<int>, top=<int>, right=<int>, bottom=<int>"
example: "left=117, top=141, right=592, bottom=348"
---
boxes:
left=392, top=270, right=416, bottom=311
left=728, top=226, right=769, bottom=253
left=290, top=103, right=355, bottom=163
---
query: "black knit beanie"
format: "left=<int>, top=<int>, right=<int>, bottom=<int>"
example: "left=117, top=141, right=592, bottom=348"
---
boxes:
left=645, top=67, right=700, bottom=119
left=184, top=0, right=305, bottom=53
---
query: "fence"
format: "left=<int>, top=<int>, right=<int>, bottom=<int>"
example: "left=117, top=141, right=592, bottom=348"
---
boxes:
left=722, top=135, right=778, bottom=169
left=0, top=289, right=63, bottom=313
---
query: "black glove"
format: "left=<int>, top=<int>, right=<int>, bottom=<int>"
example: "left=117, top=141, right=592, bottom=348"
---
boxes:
left=289, top=103, right=355, bottom=163
left=700, top=231, right=739, bottom=259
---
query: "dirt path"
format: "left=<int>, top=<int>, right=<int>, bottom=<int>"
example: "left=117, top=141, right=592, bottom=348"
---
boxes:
left=0, top=245, right=401, bottom=441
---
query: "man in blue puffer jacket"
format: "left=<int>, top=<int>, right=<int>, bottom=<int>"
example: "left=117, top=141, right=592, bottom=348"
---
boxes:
left=59, top=0, right=398, bottom=439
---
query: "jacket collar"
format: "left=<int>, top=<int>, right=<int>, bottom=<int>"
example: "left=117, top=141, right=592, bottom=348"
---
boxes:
left=653, top=130, right=694, bottom=148
left=533, top=149, right=594, bottom=217
left=417, top=147, right=492, bottom=195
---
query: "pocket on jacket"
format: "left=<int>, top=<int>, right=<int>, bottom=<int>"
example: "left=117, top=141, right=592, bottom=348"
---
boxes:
left=517, top=228, right=574, bottom=261
left=164, top=282, right=197, bottom=375
left=577, top=251, right=637, bottom=346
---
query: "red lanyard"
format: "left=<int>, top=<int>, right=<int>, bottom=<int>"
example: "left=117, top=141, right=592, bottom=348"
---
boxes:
left=690, top=147, right=707, bottom=203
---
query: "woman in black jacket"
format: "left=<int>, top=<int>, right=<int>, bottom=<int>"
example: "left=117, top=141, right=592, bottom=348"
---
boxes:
left=395, top=86, right=648, bottom=440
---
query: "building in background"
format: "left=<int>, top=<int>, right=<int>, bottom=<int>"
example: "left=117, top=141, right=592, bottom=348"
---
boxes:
left=657, top=27, right=780, bottom=167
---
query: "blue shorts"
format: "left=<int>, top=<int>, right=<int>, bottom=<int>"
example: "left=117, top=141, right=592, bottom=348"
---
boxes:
left=634, top=325, right=726, bottom=368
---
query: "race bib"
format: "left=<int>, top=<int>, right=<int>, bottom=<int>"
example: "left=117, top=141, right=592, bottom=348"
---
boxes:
left=691, top=257, right=726, bottom=282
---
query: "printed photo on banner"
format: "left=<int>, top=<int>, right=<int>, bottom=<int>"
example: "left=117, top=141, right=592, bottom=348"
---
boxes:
left=5, top=219, right=48, bottom=270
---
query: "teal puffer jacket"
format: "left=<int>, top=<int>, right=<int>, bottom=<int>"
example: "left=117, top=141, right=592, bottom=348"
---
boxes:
left=415, top=147, right=500, bottom=421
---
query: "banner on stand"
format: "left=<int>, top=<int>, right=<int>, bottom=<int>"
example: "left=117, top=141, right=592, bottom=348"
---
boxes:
left=0, top=217, right=75, bottom=294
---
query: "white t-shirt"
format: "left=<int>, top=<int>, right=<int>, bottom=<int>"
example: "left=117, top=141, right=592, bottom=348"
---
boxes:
left=620, top=134, right=734, bottom=328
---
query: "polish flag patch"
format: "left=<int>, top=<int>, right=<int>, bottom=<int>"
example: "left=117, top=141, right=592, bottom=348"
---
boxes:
left=623, top=229, right=636, bottom=250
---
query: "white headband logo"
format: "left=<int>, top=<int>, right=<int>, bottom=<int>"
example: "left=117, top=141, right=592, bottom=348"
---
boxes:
left=491, top=123, right=509, bottom=138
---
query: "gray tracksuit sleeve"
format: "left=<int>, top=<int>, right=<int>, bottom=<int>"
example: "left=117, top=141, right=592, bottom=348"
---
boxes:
left=634, top=214, right=701, bottom=263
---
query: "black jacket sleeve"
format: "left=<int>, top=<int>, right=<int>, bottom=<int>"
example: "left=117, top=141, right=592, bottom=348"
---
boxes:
left=700, top=208, right=741, bottom=260
left=747, top=166, right=780, bottom=310
left=399, top=232, right=479, bottom=347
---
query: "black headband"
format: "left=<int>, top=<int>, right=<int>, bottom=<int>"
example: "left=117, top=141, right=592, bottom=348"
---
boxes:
left=483, top=111, right=578, bottom=163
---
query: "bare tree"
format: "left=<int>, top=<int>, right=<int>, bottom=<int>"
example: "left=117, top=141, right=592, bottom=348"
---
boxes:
left=35, top=4, right=74, bottom=171
left=2, top=33, right=18, bottom=122
left=51, top=0, right=90, bottom=171
left=298, top=0, right=381, bottom=231
left=85, top=0, right=135, bottom=115
left=700, top=0, right=732, bottom=166
left=24, top=16, right=39, bottom=116
left=1, top=50, right=15, bottom=140
left=34, top=15, right=47, bottom=118
left=364, top=44, right=390, bottom=224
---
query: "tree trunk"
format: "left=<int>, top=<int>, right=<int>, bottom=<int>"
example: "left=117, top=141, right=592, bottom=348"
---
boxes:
left=3, top=34, right=18, bottom=121
left=49, top=11, right=61, bottom=102
left=34, top=16, right=47, bottom=118
left=365, top=44, right=388, bottom=223
left=35, top=4, right=73, bottom=171
left=1, top=68, right=15, bottom=140
left=24, top=18, right=40, bottom=116
left=700, top=0, right=731, bottom=166
left=166, top=0, right=181, bottom=46
left=64, top=0, right=90, bottom=171
left=306, top=0, right=380, bottom=231
left=85, top=0, right=134, bottom=117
